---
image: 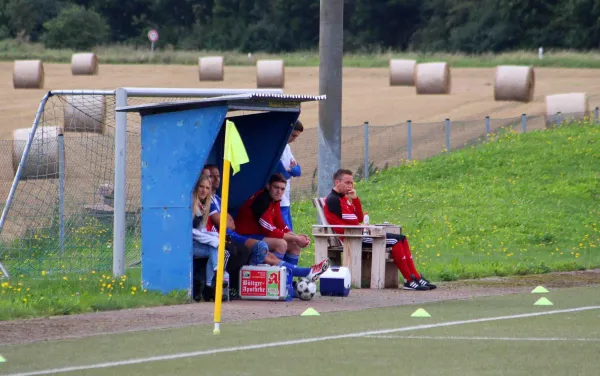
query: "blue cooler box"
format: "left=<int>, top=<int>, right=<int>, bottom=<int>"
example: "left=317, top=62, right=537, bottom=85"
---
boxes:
left=319, top=266, right=351, bottom=297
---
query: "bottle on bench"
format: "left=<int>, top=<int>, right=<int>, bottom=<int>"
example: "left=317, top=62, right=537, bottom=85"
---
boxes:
left=363, top=212, right=371, bottom=236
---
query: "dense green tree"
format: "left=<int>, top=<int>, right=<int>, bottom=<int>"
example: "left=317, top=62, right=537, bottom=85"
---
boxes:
left=42, top=4, right=109, bottom=49
left=2, top=0, right=600, bottom=53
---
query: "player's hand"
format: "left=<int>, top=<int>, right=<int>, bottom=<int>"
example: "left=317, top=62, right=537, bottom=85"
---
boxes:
left=347, top=189, right=357, bottom=199
left=290, top=159, right=297, bottom=168
left=297, top=234, right=311, bottom=248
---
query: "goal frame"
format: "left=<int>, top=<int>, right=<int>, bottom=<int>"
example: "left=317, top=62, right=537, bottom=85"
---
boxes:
left=0, top=87, right=283, bottom=279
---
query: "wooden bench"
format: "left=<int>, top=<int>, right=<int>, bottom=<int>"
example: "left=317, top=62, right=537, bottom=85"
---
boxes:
left=311, top=198, right=400, bottom=289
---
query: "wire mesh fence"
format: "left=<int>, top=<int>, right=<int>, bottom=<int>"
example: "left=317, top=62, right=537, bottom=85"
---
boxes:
left=0, top=90, right=597, bottom=283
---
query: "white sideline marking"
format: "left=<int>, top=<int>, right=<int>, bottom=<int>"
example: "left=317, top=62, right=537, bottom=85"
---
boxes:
left=6, top=305, right=600, bottom=376
left=366, top=335, right=600, bottom=342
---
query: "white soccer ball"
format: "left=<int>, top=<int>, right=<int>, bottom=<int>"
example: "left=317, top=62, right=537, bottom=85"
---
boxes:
left=295, top=277, right=317, bottom=301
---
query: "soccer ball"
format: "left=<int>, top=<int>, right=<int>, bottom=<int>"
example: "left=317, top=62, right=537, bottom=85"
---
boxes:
left=295, top=277, right=317, bottom=301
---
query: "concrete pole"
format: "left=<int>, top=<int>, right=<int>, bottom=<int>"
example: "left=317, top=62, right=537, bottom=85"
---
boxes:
left=317, top=0, right=344, bottom=198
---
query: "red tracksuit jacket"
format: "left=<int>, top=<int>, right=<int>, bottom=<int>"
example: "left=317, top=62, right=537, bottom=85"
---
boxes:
left=323, top=189, right=364, bottom=235
left=235, top=188, right=290, bottom=239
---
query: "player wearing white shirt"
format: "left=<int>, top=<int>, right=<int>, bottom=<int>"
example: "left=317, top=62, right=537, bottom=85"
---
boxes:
left=275, top=120, right=304, bottom=231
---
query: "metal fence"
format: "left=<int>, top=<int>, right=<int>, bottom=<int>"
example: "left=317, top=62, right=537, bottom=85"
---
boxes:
left=0, top=89, right=597, bottom=281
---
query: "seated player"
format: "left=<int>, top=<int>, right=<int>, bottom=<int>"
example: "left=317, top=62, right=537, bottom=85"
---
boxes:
left=203, top=164, right=269, bottom=266
left=191, top=175, right=230, bottom=297
left=235, top=173, right=330, bottom=281
left=323, top=168, right=437, bottom=291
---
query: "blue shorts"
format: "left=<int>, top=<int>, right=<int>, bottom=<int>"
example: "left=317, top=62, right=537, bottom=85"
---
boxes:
left=245, top=234, right=266, bottom=241
left=226, top=229, right=250, bottom=247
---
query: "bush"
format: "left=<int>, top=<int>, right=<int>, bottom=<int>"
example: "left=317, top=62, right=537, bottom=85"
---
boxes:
left=42, top=5, right=109, bottom=50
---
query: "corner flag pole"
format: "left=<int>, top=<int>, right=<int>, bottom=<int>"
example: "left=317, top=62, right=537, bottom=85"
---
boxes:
left=213, top=159, right=231, bottom=335
left=213, top=120, right=249, bottom=335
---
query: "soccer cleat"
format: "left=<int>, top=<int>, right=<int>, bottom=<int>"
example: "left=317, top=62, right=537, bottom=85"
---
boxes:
left=413, top=274, right=436, bottom=290
left=418, top=277, right=437, bottom=290
left=306, top=258, right=330, bottom=282
left=403, top=279, right=430, bottom=291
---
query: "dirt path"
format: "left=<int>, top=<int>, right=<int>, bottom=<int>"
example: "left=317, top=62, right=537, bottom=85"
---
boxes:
left=1, top=269, right=599, bottom=347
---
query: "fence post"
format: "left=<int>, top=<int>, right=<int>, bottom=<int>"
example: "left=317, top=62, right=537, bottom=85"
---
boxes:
left=521, top=114, right=527, bottom=133
left=595, top=107, right=599, bottom=124
left=113, top=88, right=128, bottom=278
left=363, top=121, right=369, bottom=181
left=557, top=112, right=562, bottom=127
left=485, top=116, right=490, bottom=136
left=58, top=130, right=65, bottom=255
left=407, top=120, right=412, bottom=161
left=445, top=118, right=450, bottom=152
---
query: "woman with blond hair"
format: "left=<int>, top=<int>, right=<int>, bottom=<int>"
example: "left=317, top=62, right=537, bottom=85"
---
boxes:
left=192, top=175, right=230, bottom=297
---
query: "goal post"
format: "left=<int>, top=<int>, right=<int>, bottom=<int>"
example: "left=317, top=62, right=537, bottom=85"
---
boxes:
left=0, top=87, right=283, bottom=281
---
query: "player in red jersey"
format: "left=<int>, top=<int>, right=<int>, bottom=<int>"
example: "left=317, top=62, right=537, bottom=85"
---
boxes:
left=235, top=173, right=329, bottom=281
left=323, top=169, right=436, bottom=291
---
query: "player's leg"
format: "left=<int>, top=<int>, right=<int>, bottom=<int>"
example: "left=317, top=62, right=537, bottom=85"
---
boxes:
left=252, top=236, right=329, bottom=281
left=365, top=234, right=427, bottom=291
left=387, top=233, right=436, bottom=290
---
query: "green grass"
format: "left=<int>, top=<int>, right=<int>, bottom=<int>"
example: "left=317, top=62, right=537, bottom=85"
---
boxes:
left=295, top=121, right=600, bottom=280
left=1, top=286, right=599, bottom=375
left=1, top=121, right=599, bottom=321
left=4, top=39, right=600, bottom=68
left=0, top=268, right=188, bottom=321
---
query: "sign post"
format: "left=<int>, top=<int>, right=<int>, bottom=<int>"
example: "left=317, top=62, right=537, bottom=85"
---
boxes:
left=148, top=29, right=159, bottom=57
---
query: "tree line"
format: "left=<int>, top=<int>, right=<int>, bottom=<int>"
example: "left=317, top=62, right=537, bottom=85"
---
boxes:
left=1, top=0, right=599, bottom=53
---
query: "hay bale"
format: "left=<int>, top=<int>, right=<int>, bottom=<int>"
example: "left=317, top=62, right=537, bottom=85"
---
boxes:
left=256, top=59, right=285, bottom=88
left=415, top=62, right=451, bottom=94
left=545, top=92, right=589, bottom=126
left=13, top=60, right=44, bottom=89
left=71, top=53, right=99, bottom=75
left=199, top=56, right=224, bottom=81
left=63, top=95, right=106, bottom=133
left=389, top=59, right=416, bottom=86
left=494, top=65, right=535, bottom=102
left=12, top=126, right=61, bottom=179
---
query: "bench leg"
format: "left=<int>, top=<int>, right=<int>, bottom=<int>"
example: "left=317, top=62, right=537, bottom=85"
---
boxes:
left=384, top=261, right=400, bottom=288
left=370, top=238, right=386, bottom=289
left=314, top=237, right=329, bottom=265
left=342, top=231, right=363, bottom=289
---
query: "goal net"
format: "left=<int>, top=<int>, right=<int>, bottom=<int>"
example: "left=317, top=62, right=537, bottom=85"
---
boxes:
left=0, top=91, right=145, bottom=278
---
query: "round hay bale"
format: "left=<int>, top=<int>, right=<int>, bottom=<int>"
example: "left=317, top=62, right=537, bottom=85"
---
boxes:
left=415, top=62, right=451, bottom=94
left=256, top=59, right=285, bottom=88
left=63, top=95, right=106, bottom=133
left=199, top=56, right=224, bottom=81
left=545, top=92, right=589, bottom=127
left=389, top=59, right=416, bottom=86
left=494, top=65, right=535, bottom=102
left=71, top=53, right=99, bottom=75
left=13, top=60, right=44, bottom=89
left=12, top=126, right=61, bottom=179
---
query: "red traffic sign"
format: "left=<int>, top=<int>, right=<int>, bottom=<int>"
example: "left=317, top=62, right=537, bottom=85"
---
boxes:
left=148, top=29, right=159, bottom=43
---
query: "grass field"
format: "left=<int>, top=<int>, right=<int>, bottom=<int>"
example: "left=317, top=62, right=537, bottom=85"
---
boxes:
left=4, top=40, right=600, bottom=68
left=0, top=285, right=599, bottom=375
left=294, top=122, right=600, bottom=279
left=1, top=121, right=598, bottom=321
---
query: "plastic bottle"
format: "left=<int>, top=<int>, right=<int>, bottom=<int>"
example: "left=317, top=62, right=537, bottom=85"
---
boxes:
left=363, top=212, right=370, bottom=235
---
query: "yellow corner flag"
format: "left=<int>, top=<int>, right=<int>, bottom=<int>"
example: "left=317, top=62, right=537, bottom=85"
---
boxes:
left=224, top=120, right=249, bottom=175
left=213, top=120, right=249, bottom=335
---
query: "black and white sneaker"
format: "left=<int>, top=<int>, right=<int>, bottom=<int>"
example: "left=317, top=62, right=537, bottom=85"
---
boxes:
left=403, top=279, right=430, bottom=291
left=415, top=275, right=437, bottom=290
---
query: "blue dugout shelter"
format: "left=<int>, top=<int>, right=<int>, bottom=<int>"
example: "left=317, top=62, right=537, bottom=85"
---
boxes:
left=116, top=93, right=325, bottom=295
